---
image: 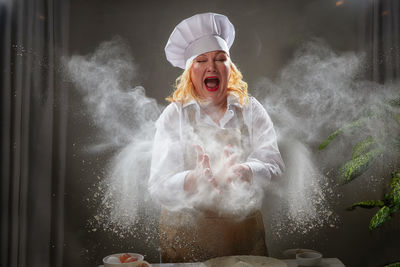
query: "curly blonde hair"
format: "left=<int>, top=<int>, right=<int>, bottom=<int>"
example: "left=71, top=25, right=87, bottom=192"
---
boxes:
left=166, top=60, right=249, bottom=105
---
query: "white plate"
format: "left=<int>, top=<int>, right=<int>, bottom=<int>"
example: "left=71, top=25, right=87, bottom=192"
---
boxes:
left=282, top=248, right=320, bottom=259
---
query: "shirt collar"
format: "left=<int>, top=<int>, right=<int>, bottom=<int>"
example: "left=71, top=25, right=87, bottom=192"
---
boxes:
left=227, top=93, right=242, bottom=109
left=182, top=93, right=242, bottom=109
left=182, top=98, right=198, bottom=108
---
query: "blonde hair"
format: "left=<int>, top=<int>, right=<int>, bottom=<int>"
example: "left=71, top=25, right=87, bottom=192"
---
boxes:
left=166, top=60, right=249, bottom=105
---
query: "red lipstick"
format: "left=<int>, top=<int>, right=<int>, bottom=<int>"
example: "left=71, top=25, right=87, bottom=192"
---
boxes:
left=204, top=76, right=220, bottom=92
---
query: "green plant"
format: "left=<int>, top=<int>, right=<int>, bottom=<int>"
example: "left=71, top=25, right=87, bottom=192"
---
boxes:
left=319, top=97, right=400, bottom=230
left=346, top=170, right=400, bottom=230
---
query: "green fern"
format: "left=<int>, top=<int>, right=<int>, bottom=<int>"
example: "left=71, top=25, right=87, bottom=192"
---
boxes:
left=349, top=171, right=400, bottom=230
left=347, top=200, right=384, bottom=211
left=351, top=136, right=376, bottom=159
left=369, top=206, right=391, bottom=230
left=393, top=113, right=400, bottom=126
left=384, top=262, right=400, bottom=267
left=338, top=147, right=383, bottom=185
left=318, top=118, right=365, bottom=150
left=388, top=97, right=400, bottom=107
left=319, top=97, right=400, bottom=230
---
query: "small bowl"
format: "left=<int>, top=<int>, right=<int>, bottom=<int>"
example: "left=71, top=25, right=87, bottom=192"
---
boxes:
left=282, top=248, right=319, bottom=259
left=103, top=253, right=145, bottom=267
left=296, top=251, right=322, bottom=266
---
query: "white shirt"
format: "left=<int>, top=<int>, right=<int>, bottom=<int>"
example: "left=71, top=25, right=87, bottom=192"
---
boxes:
left=149, top=95, right=284, bottom=208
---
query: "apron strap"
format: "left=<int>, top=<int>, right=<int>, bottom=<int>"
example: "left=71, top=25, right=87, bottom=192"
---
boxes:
left=234, top=106, right=250, bottom=151
left=186, top=104, right=250, bottom=149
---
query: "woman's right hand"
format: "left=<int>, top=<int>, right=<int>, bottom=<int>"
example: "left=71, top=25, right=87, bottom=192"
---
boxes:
left=184, top=145, right=218, bottom=194
left=214, top=145, right=252, bottom=186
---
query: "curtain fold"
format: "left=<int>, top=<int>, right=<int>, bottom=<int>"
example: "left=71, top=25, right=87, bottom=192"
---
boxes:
left=0, top=0, right=69, bottom=267
left=367, top=0, right=400, bottom=82
left=1, top=0, right=399, bottom=267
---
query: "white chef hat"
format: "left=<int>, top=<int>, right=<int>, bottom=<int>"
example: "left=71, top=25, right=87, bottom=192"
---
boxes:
left=165, top=13, right=235, bottom=69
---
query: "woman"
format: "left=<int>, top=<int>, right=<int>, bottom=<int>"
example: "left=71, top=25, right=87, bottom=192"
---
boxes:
left=149, top=13, right=284, bottom=263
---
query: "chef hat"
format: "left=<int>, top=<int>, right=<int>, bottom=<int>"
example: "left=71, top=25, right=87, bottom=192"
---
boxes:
left=165, top=13, right=235, bottom=69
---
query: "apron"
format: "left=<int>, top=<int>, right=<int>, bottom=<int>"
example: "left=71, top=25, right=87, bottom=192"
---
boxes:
left=159, top=105, right=268, bottom=263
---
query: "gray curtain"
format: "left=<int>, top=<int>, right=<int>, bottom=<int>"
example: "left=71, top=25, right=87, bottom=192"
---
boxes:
left=0, top=0, right=398, bottom=267
left=367, top=0, right=400, bottom=82
left=0, top=0, right=69, bottom=267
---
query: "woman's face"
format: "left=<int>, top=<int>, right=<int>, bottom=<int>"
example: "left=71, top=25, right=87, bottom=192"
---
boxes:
left=190, top=50, right=230, bottom=106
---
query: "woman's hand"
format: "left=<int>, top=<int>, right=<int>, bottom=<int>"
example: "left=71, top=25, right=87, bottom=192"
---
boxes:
left=217, top=146, right=253, bottom=185
left=184, top=145, right=253, bottom=194
left=228, top=163, right=253, bottom=184
left=184, top=145, right=218, bottom=194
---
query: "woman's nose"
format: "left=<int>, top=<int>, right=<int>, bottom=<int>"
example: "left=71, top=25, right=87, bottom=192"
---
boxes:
left=206, top=60, right=217, bottom=72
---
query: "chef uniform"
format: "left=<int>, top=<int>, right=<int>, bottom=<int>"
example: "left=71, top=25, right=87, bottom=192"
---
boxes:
left=149, top=13, right=284, bottom=262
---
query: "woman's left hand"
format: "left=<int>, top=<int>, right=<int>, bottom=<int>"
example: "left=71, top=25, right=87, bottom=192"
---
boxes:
left=217, top=146, right=253, bottom=185
left=228, top=163, right=253, bottom=184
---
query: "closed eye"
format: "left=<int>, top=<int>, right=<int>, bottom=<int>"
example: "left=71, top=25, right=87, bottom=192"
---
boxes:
left=196, top=57, right=207, bottom=62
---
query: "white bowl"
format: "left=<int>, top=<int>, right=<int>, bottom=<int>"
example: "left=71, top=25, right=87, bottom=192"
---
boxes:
left=282, top=248, right=319, bottom=259
left=103, top=253, right=146, bottom=267
left=296, top=251, right=322, bottom=266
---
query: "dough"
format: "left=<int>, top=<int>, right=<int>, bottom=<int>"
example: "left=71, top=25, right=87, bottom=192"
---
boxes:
left=232, top=261, right=253, bottom=267
left=200, top=255, right=287, bottom=267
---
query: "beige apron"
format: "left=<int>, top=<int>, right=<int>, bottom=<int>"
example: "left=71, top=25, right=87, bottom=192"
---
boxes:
left=159, top=106, right=268, bottom=263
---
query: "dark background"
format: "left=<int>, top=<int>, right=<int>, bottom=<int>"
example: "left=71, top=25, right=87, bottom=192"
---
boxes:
left=66, top=0, right=399, bottom=266
left=1, top=0, right=399, bottom=267
left=68, top=0, right=367, bottom=103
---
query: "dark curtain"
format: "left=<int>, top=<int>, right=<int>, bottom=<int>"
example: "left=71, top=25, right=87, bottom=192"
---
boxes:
left=359, top=1, right=400, bottom=266
left=0, top=0, right=399, bottom=267
left=367, top=0, right=400, bottom=82
left=0, top=1, right=69, bottom=267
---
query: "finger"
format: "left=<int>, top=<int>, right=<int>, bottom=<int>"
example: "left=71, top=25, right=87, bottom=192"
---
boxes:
left=194, top=144, right=205, bottom=155
left=225, top=153, right=238, bottom=167
left=231, top=164, right=243, bottom=173
left=208, top=177, right=219, bottom=188
left=234, top=171, right=242, bottom=179
left=203, top=154, right=211, bottom=169
left=222, top=145, right=231, bottom=160
left=232, top=164, right=252, bottom=183
left=204, top=167, right=212, bottom=178
left=194, top=145, right=205, bottom=165
left=197, top=153, right=204, bottom=166
left=228, top=169, right=241, bottom=181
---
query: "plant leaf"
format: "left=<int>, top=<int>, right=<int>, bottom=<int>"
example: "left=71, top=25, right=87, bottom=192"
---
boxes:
left=384, top=262, right=400, bottom=267
left=369, top=206, right=391, bottom=230
left=390, top=170, right=400, bottom=190
left=318, top=129, right=342, bottom=150
left=318, top=118, right=365, bottom=150
left=389, top=204, right=400, bottom=214
left=352, top=136, right=376, bottom=159
left=392, top=176, right=400, bottom=208
left=383, top=193, right=395, bottom=208
left=339, top=147, right=383, bottom=184
left=385, top=171, right=400, bottom=212
left=393, top=113, right=400, bottom=126
left=387, top=97, right=400, bottom=107
left=347, top=200, right=385, bottom=211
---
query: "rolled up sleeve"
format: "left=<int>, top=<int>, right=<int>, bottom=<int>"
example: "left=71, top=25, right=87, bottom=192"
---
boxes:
left=245, top=98, right=285, bottom=189
left=148, top=103, right=190, bottom=208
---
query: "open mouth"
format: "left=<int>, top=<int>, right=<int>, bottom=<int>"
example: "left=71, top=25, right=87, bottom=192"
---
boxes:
left=204, top=76, right=220, bottom=91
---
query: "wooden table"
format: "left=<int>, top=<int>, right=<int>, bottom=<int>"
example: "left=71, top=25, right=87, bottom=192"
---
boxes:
left=100, top=258, right=345, bottom=267
left=153, top=258, right=346, bottom=266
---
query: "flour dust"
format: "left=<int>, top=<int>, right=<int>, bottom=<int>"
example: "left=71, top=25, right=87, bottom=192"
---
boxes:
left=64, top=37, right=398, bottom=245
